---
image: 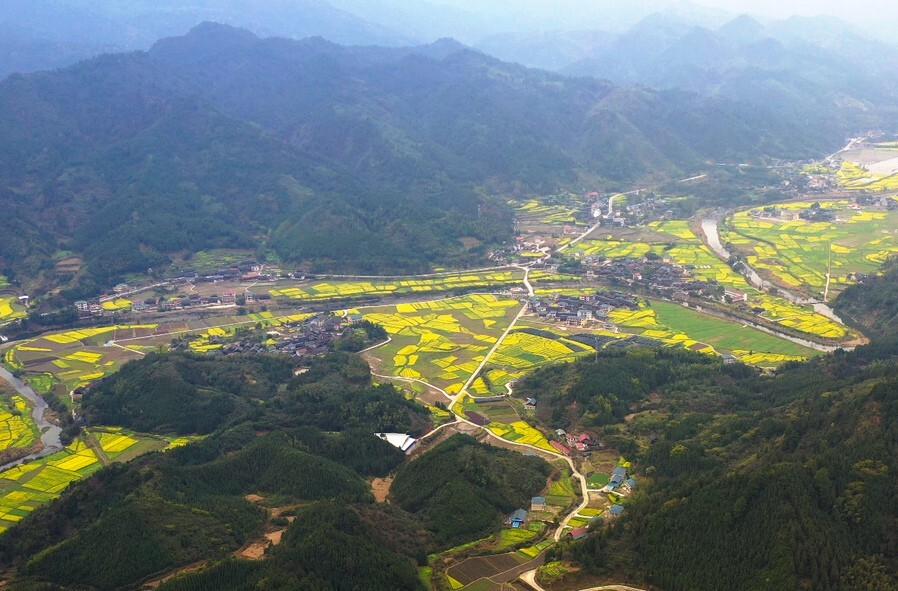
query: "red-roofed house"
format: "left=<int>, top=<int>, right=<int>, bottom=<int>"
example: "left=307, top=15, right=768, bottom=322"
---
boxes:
left=550, top=441, right=571, bottom=455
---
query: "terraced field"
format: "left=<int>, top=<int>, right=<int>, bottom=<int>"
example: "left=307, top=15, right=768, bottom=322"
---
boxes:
left=361, top=294, right=520, bottom=394
left=7, top=325, right=161, bottom=390
left=571, top=220, right=851, bottom=341
left=0, top=439, right=102, bottom=533
left=723, top=200, right=898, bottom=297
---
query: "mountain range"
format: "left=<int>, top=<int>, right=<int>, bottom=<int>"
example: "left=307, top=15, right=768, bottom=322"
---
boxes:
left=0, top=23, right=833, bottom=298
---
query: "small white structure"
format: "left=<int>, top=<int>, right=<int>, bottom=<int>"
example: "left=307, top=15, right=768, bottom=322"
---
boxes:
left=376, top=433, right=417, bottom=453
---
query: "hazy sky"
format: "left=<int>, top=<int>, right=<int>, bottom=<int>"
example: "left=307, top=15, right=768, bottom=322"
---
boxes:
left=697, top=0, right=897, bottom=22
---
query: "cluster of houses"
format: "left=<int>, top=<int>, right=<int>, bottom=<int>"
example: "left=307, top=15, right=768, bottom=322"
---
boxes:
left=578, top=256, right=719, bottom=300
left=75, top=290, right=276, bottom=318
left=549, top=429, right=601, bottom=456
left=171, top=313, right=352, bottom=362
left=528, top=290, right=638, bottom=326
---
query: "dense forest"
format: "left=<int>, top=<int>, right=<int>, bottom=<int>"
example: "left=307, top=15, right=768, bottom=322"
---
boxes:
left=0, top=23, right=841, bottom=296
left=531, top=339, right=898, bottom=590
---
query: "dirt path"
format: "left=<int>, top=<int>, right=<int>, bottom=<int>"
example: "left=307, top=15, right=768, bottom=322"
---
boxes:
left=140, top=562, right=206, bottom=589
left=81, top=430, right=110, bottom=467
left=518, top=569, right=649, bottom=591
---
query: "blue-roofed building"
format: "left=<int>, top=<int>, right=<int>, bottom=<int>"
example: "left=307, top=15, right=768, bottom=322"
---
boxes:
left=608, top=466, right=627, bottom=489
left=609, top=504, right=625, bottom=516
left=506, top=509, right=528, bottom=528
left=626, top=478, right=637, bottom=489
left=531, top=496, right=546, bottom=511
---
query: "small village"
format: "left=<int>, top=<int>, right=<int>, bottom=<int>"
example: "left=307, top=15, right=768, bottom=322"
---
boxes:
left=169, top=312, right=364, bottom=363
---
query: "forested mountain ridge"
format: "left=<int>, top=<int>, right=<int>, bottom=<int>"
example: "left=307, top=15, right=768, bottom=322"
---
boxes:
left=0, top=24, right=840, bottom=297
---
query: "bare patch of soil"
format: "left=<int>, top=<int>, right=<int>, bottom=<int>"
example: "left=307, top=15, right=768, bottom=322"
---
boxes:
left=371, top=476, right=393, bottom=503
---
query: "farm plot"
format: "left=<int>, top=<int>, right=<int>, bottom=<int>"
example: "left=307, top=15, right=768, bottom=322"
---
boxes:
left=723, top=201, right=898, bottom=296
left=362, top=295, right=520, bottom=394
left=8, top=311, right=319, bottom=389
left=447, top=552, right=530, bottom=587
left=269, top=271, right=527, bottom=303
left=836, top=156, right=898, bottom=191
left=484, top=328, right=594, bottom=391
left=485, top=420, right=557, bottom=454
left=0, top=433, right=190, bottom=534
left=0, top=396, right=38, bottom=451
left=0, top=296, right=26, bottom=323
left=510, top=195, right=588, bottom=227
left=9, top=325, right=160, bottom=390
left=0, top=439, right=102, bottom=533
left=570, top=220, right=850, bottom=341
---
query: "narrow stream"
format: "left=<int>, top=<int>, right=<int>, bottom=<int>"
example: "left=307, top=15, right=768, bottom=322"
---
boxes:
left=700, top=218, right=844, bottom=324
left=0, top=364, right=63, bottom=470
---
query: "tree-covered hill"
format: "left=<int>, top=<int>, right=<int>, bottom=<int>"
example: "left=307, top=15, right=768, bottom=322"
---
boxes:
left=391, top=434, right=551, bottom=546
left=0, top=352, right=442, bottom=590
left=0, top=24, right=840, bottom=296
left=530, top=340, right=898, bottom=590
left=82, top=351, right=429, bottom=436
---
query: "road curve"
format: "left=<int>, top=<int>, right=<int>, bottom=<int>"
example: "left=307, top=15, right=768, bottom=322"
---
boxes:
left=0, top=365, right=63, bottom=470
left=519, top=569, right=649, bottom=591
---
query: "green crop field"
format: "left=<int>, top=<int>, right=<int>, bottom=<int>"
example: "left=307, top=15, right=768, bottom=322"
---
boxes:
left=362, top=294, right=521, bottom=394
left=723, top=201, right=898, bottom=297
left=609, top=301, right=816, bottom=364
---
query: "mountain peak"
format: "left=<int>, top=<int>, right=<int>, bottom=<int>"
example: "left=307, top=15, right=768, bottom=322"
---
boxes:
left=719, top=14, right=766, bottom=45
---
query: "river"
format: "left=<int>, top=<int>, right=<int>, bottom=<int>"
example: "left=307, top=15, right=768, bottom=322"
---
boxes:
left=0, top=365, right=63, bottom=470
left=700, top=218, right=844, bottom=324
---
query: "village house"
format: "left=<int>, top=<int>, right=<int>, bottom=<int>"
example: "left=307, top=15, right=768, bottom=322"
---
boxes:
left=506, top=509, right=528, bottom=528
left=724, top=287, right=748, bottom=303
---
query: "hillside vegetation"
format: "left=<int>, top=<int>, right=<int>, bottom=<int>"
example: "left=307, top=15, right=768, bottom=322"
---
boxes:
left=535, top=340, right=898, bottom=590
left=0, top=24, right=836, bottom=297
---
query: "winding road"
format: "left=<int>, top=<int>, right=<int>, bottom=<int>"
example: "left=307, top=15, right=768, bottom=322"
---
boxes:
left=0, top=365, right=63, bottom=470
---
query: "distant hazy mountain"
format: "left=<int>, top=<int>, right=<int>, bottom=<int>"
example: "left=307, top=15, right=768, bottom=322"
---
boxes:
left=0, top=0, right=411, bottom=78
left=0, top=24, right=835, bottom=295
left=477, top=13, right=898, bottom=131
